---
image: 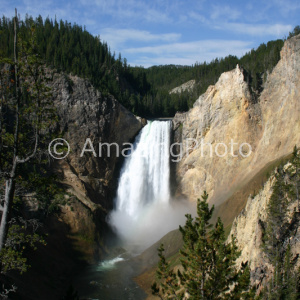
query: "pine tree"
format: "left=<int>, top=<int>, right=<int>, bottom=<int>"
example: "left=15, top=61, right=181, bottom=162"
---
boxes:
left=263, top=166, right=289, bottom=263
left=260, top=147, right=300, bottom=299
left=288, top=146, right=300, bottom=211
left=152, top=191, right=252, bottom=299
left=0, top=9, right=55, bottom=252
left=151, top=244, right=182, bottom=299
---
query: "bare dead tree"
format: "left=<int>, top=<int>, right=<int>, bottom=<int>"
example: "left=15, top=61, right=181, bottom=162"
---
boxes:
left=0, top=284, right=17, bottom=299
left=0, top=8, right=53, bottom=251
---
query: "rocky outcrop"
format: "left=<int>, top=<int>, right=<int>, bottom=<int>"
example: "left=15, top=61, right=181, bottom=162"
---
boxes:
left=173, top=35, right=300, bottom=214
left=228, top=168, right=300, bottom=290
left=228, top=177, right=274, bottom=287
left=51, top=74, right=143, bottom=213
left=170, top=79, right=196, bottom=94
left=41, top=73, right=145, bottom=262
left=3, top=73, right=144, bottom=299
left=173, top=64, right=261, bottom=203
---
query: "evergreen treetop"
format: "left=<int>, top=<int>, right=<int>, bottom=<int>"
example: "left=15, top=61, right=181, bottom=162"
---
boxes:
left=152, top=191, right=253, bottom=299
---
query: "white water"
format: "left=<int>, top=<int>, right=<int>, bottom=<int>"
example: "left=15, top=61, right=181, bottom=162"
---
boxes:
left=116, top=121, right=171, bottom=216
left=109, top=120, right=176, bottom=249
left=97, top=256, right=125, bottom=271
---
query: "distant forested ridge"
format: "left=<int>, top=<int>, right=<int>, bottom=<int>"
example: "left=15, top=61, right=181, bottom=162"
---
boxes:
left=0, top=14, right=298, bottom=117
left=0, top=14, right=152, bottom=114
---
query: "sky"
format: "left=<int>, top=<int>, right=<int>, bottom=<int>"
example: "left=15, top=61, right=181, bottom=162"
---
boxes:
left=1, top=0, right=299, bottom=67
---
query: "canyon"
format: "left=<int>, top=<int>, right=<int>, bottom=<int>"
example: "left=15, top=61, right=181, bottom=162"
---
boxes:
left=9, top=34, right=300, bottom=299
left=60, top=34, right=300, bottom=295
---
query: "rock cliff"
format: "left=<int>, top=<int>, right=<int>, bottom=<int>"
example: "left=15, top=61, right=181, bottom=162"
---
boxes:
left=52, top=74, right=143, bottom=211
left=228, top=166, right=300, bottom=290
left=169, top=79, right=196, bottom=94
left=9, top=74, right=144, bottom=300
left=173, top=35, right=300, bottom=219
left=48, top=73, right=144, bottom=259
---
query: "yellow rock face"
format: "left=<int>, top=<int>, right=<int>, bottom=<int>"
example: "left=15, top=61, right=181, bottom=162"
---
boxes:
left=173, top=34, right=300, bottom=207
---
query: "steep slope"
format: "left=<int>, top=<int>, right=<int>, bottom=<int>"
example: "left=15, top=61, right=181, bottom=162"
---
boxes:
left=49, top=73, right=145, bottom=256
left=52, top=73, right=144, bottom=212
left=169, top=80, right=196, bottom=94
left=7, top=73, right=144, bottom=300
left=173, top=64, right=261, bottom=203
left=173, top=35, right=300, bottom=223
left=228, top=165, right=300, bottom=291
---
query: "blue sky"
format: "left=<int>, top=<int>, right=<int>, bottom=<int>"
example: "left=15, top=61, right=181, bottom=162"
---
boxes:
left=1, top=0, right=299, bottom=67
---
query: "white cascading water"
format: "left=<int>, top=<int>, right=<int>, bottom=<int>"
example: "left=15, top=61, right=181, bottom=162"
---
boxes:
left=109, top=120, right=174, bottom=249
left=116, top=121, right=171, bottom=216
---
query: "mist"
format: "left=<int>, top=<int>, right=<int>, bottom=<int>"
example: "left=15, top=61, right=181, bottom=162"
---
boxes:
left=108, top=198, right=196, bottom=252
left=108, top=120, right=196, bottom=253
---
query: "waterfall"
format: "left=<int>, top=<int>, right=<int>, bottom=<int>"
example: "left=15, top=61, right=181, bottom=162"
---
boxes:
left=116, top=121, right=171, bottom=216
left=109, top=120, right=173, bottom=249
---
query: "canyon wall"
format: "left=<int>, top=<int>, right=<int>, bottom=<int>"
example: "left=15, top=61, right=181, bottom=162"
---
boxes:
left=12, top=74, right=144, bottom=299
left=228, top=165, right=300, bottom=291
left=173, top=34, right=300, bottom=217
left=52, top=74, right=143, bottom=211
left=47, top=74, right=144, bottom=260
